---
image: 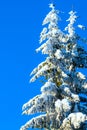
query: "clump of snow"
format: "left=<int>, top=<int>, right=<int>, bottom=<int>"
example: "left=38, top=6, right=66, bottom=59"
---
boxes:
left=41, top=80, right=58, bottom=95
left=82, top=82, right=87, bottom=90
left=61, top=71, right=68, bottom=78
left=55, top=99, right=62, bottom=113
left=62, top=112, right=87, bottom=129
left=55, top=99, right=71, bottom=114
left=71, top=44, right=78, bottom=56
left=49, top=3, right=55, bottom=10
left=68, top=112, right=87, bottom=129
left=78, top=24, right=86, bottom=30
left=62, top=85, right=71, bottom=96
left=71, top=93, right=80, bottom=102
left=77, top=72, right=86, bottom=80
left=55, top=49, right=63, bottom=59
left=62, top=99, right=71, bottom=112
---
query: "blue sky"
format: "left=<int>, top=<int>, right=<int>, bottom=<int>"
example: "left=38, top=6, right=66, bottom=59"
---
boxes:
left=0, top=0, right=87, bottom=130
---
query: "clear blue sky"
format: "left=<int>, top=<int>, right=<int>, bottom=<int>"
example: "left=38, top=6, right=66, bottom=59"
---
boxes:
left=0, top=0, right=87, bottom=130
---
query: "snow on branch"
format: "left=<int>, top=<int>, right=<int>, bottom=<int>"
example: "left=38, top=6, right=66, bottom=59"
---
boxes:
left=42, top=5, right=60, bottom=26
left=41, top=80, right=58, bottom=95
left=61, top=112, right=87, bottom=129
left=65, top=10, right=77, bottom=37
left=22, top=93, right=57, bottom=115
left=21, top=2, right=87, bottom=130
left=20, top=113, right=61, bottom=130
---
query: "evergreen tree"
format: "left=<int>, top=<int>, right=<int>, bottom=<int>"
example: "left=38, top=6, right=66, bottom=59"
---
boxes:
left=20, top=3, right=87, bottom=130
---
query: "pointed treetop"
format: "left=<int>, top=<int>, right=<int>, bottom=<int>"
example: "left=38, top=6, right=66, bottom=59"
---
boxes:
left=65, top=9, right=78, bottom=37
left=69, top=10, right=77, bottom=16
left=49, top=3, right=55, bottom=10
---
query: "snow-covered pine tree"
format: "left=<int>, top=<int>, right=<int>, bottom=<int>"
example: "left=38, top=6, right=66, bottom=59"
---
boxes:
left=20, top=3, right=87, bottom=130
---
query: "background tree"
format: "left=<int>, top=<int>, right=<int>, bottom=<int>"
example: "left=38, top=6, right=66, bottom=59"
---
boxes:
left=20, top=3, right=87, bottom=130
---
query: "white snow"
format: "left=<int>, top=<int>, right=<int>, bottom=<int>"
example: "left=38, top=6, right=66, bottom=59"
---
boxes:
left=55, top=49, right=63, bottom=59
left=82, top=81, right=87, bottom=90
left=21, top=3, right=87, bottom=130
left=78, top=24, right=86, bottom=30
left=30, top=65, right=49, bottom=82
left=40, top=27, right=47, bottom=36
left=61, top=71, right=68, bottom=78
left=63, top=86, right=71, bottom=95
left=41, top=80, right=58, bottom=95
left=42, top=10, right=58, bottom=25
left=55, top=99, right=71, bottom=113
left=77, top=72, right=86, bottom=80
left=71, top=93, right=80, bottom=102
left=68, top=112, right=87, bottom=129
left=55, top=99, right=62, bottom=113
left=42, top=42, right=53, bottom=54
left=49, top=3, right=55, bottom=9
left=65, top=10, right=77, bottom=37
left=62, top=99, right=71, bottom=112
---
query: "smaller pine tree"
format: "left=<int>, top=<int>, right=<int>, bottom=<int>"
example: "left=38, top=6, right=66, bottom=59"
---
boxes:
left=20, top=3, right=87, bottom=130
